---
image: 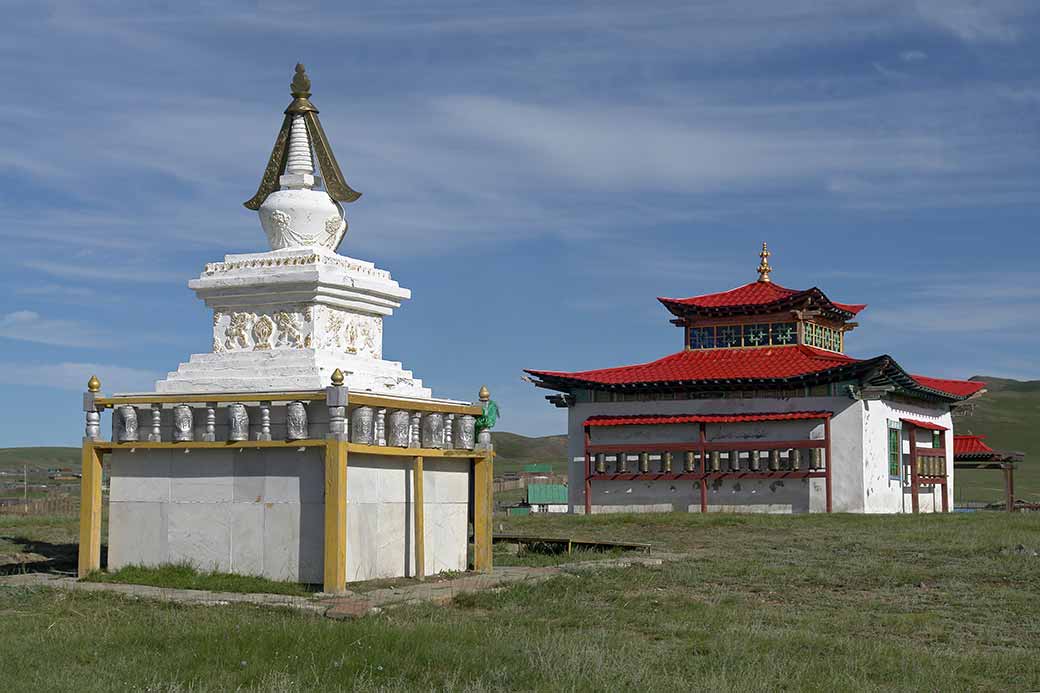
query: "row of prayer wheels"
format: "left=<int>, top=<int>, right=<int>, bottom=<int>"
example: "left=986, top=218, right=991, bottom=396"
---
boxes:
left=594, top=448, right=824, bottom=474
left=915, top=455, right=946, bottom=477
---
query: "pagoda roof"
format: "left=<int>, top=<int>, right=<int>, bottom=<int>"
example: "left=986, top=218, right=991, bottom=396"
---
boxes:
left=526, top=345, right=985, bottom=402
left=658, top=281, right=866, bottom=319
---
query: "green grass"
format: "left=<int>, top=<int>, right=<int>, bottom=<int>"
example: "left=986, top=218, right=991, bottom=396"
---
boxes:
left=84, top=563, right=319, bottom=597
left=2, top=511, right=1039, bottom=691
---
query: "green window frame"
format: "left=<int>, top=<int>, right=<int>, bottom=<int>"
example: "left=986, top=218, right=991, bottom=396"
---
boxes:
left=888, top=421, right=902, bottom=479
left=932, top=430, right=942, bottom=448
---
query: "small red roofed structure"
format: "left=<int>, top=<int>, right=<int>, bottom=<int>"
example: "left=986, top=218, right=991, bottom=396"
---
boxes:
left=953, top=435, right=1024, bottom=512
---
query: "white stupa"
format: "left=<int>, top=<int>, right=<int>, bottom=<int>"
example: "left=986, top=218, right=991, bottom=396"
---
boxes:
left=157, top=64, right=431, bottom=398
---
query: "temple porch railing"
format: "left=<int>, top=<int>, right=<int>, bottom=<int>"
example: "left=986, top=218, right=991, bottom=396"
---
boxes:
left=79, top=371, right=494, bottom=593
left=582, top=413, right=833, bottom=514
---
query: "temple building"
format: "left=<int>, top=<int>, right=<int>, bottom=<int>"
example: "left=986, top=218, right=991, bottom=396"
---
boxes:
left=526, top=244, right=985, bottom=514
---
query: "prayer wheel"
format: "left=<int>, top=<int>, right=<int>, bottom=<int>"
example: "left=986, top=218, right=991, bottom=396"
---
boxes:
left=749, top=450, right=761, bottom=472
left=769, top=449, right=781, bottom=471
left=811, top=448, right=823, bottom=470
left=710, top=451, right=721, bottom=472
left=684, top=451, right=696, bottom=473
left=617, top=453, right=629, bottom=474
left=595, top=453, right=606, bottom=474
left=729, top=450, right=741, bottom=472
left=661, top=452, right=673, bottom=473
left=638, top=452, right=650, bottom=474
left=788, top=448, right=800, bottom=470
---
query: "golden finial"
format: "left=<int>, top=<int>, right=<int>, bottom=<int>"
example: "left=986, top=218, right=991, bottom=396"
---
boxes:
left=331, top=368, right=345, bottom=386
left=87, top=375, right=101, bottom=393
left=757, top=242, right=772, bottom=283
left=290, top=63, right=311, bottom=98
left=478, top=385, right=490, bottom=402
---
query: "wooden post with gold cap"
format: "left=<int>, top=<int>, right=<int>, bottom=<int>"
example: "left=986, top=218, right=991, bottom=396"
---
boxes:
left=413, top=455, right=425, bottom=579
left=78, top=375, right=104, bottom=577
left=472, top=385, right=494, bottom=573
left=323, top=369, right=349, bottom=593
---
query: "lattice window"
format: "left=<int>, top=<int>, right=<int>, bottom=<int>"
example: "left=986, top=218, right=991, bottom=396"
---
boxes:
left=717, top=325, right=741, bottom=348
left=689, top=326, right=716, bottom=349
left=888, top=421, right=902, bottom=479
left=742, top=323, right=770, bottom=347
left=771, top=322, right=797, bottom=345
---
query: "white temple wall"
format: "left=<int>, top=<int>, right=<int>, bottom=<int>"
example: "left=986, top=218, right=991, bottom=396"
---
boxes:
left=565, top=396, right=864, bottom=514
left=860, top=399, right=952, bottom=514
left=108, top=448, right=469, bottom=583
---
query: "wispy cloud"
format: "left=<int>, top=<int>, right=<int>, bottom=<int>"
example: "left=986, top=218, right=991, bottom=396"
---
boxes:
left=914, top=0, right=1027, bottom=43
left=23, top=260, right=183, bottom=284
left=0, top=360, right=160, bottom=393
left=0, top=310, right=112, bottom=347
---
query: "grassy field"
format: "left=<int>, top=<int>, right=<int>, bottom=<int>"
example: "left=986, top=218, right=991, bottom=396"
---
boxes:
left=1, top=510, right=1038, bottom=691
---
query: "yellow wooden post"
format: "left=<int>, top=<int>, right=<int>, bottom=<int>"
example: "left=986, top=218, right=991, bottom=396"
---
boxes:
left=473, top=453, right=494, bottom=573
left=413, top=456, right=425, bottom=580
left=323, top=440, right=348, bottom=593
left=77, top=442, right=103, bottom=577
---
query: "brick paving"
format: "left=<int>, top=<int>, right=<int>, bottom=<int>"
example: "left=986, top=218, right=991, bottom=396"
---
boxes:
left=0, top=553, right=680, bottom=620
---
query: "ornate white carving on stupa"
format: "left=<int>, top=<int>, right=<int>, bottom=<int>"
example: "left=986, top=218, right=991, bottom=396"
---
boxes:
left=155, top=64, right=432, bottom=399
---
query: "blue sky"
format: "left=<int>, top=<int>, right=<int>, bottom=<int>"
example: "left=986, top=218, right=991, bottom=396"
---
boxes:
left=1, top=1, right=1039, bottom=446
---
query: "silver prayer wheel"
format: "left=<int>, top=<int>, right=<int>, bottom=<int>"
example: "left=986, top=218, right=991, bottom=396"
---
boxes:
left=172, top=405, right=194, bottom=442
left=729, top=450, right=740, bottom=472
left=788, top=448, right=800, bottom=470
left=595, top=453, right=606, bottom=474
left=684, top=451, right=696, bottom=473
left=387, top=410, right=411, bottom=447
left=421, top=412, right=445, bottom=449
left=228, top=403, right=249, bottom=442
left=286, top=401, right=309, bottom=440
left=453, top=414, right=476, bottom=450
left=116, top=405, right=139, bottom=442
left=638, top=452, right=650, bottom=474
left=769, top=449, right=781, bottom=471
left=749, top=450, right=761, bottom=472
left=350, top=406, right=376, bottom=445
left=660, top=451, right=673, bottom=474
left=616, top=453, right=629, bottom=474
left=710, top=450, right=721, bottom=472
left=811, top=448, right=823, bottom=470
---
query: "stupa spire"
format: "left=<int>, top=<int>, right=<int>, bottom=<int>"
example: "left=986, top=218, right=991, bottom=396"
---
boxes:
left=244, top=64, right=358, bottom=252
left=243, top=63, right=360, bottom=211
left=757, top=242, right=772, bottom=283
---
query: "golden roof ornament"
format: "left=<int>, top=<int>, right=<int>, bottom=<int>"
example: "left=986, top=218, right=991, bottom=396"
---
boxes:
left=244, top=63, right=361, bottom=212
left=87, top=374, right=101, bottom=393
left=757, top=242, right=772, bottom=283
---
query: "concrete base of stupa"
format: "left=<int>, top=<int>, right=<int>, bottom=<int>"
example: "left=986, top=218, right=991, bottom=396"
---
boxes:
left=108, top=447, right=469, bottom=583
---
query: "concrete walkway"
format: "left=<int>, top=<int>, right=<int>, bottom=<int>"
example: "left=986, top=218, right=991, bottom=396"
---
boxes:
left=0, top=553, right=680, bottom=620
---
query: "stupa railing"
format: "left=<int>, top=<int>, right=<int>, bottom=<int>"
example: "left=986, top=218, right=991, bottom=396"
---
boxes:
left=582, top=413, right=833, bottom=514
left=78, top=372, right=494, bottom=594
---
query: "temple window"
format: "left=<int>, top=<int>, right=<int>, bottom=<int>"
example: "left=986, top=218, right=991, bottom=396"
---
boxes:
left=687, top=320, right=803, bottom=350
left=888, top=421, right=902, bottom=479
left=804, top=322, right=843, bottom=353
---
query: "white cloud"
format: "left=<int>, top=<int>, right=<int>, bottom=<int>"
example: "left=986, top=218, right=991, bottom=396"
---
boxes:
left=0, top=310, right=112, bottom=347
left=900, top=49, right=928, bottom=62
left=0, top=361, right=160, bottom=393
left=914, top=0, right=1025, bottom=43
left=23, top=259, right=183, bottom=284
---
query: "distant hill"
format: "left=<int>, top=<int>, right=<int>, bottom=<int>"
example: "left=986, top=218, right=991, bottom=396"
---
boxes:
left=490, top=432, right=568, bottom=476
left=0, top=447, right=79, bottom=472
left=953, top=376, right=1039, bottom=503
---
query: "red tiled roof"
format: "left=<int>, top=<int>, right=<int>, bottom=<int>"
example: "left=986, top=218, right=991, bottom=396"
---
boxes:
left=910, top=376, right=986, bottom=398
left=586, top=411, right=831, bottom=427
left=527, top=346, right=983, bottom=402
left=658, top=281, right=867, bottom=316
left=954, top=435, right=994, bottom=456
left=528, top=345, right=858, bottom=385
left=901, top=418, right=948, bottom=432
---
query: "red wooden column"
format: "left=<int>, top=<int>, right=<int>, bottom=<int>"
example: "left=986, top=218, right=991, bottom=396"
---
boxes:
left=1005, top=463, right=1015, bottom=513
left=824, top=416, right=832, bottom=514
left=908, top=431, right=920, bottom=514
left=584, top=425, right=592, bottom=516
left=698, top=422, right=708, bottom=513
left=939, top=448, right=949, bottom=513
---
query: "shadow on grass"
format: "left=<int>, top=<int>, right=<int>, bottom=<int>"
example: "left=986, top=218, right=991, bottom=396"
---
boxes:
left=0, top=536, right=103, bottom=576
